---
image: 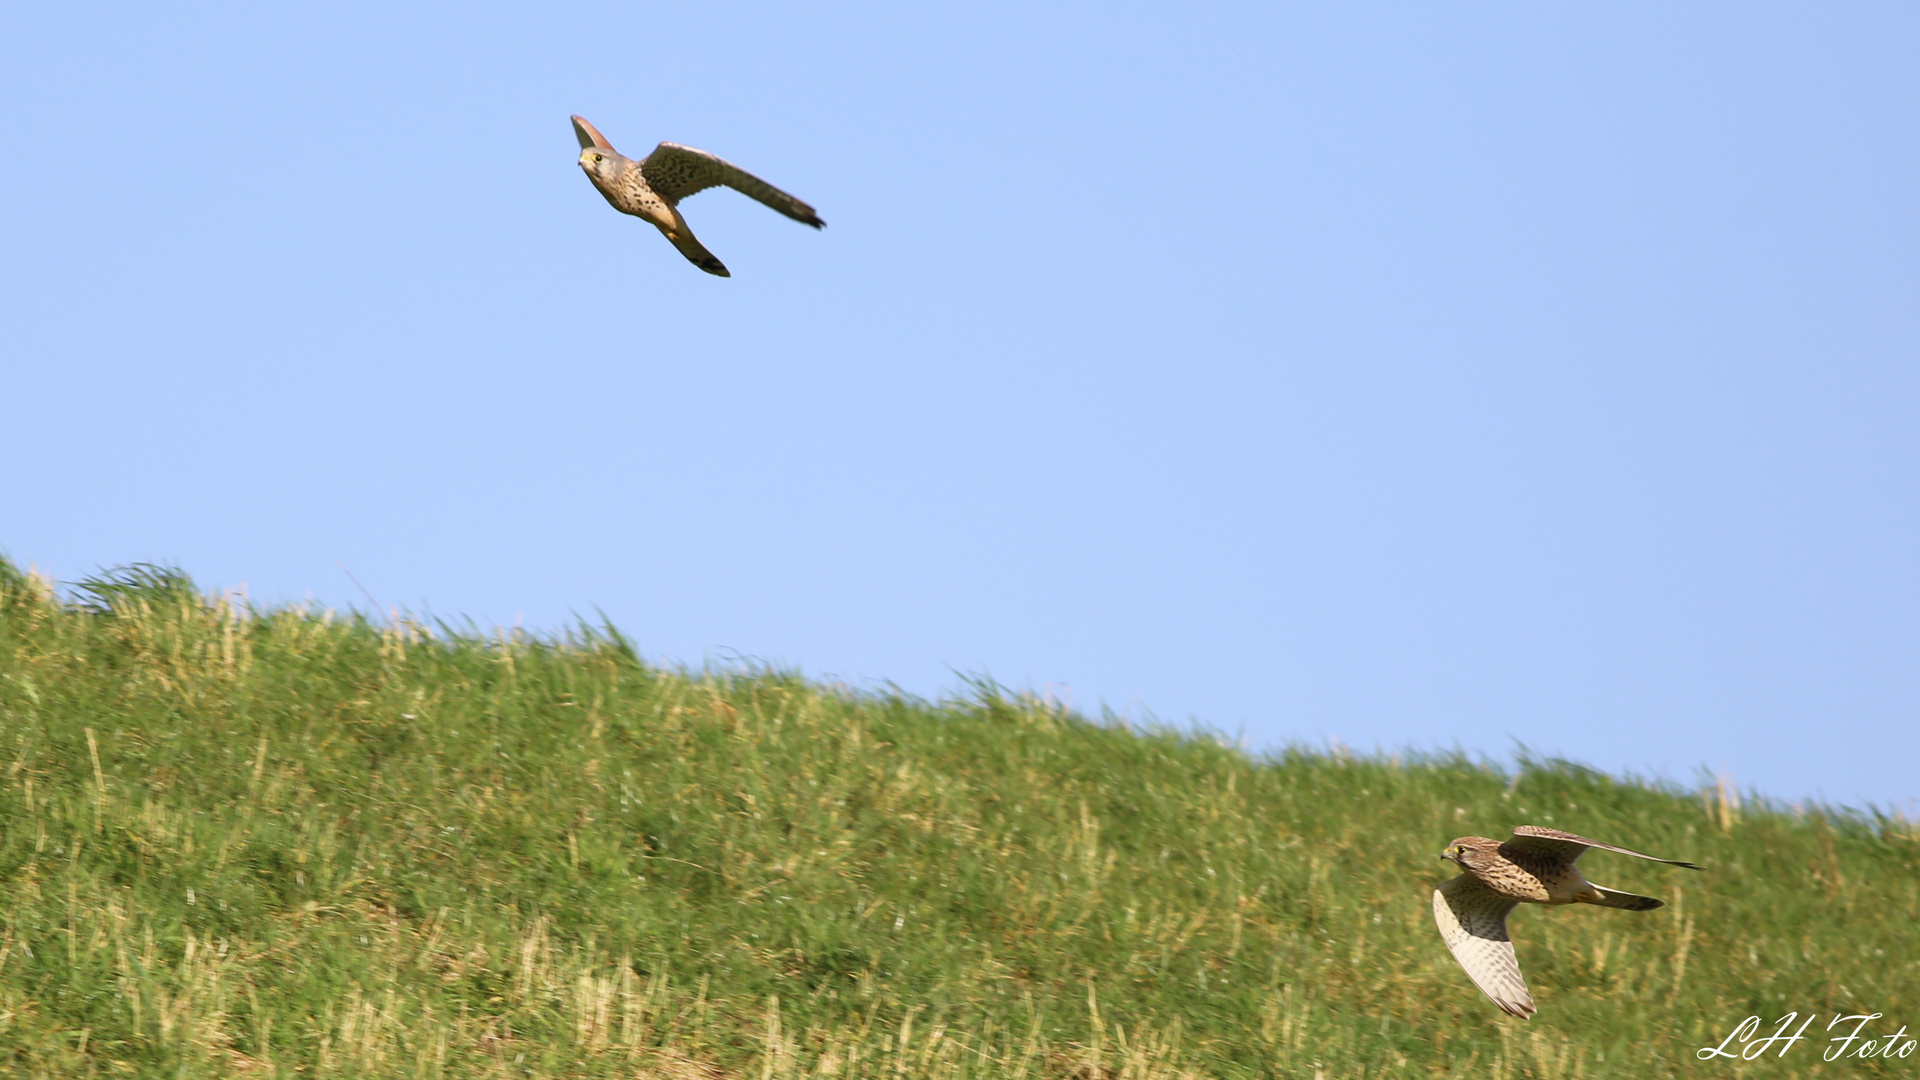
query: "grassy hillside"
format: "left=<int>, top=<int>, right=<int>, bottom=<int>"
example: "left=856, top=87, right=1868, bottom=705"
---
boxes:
left=1, top=558, right=1915, bottom=1078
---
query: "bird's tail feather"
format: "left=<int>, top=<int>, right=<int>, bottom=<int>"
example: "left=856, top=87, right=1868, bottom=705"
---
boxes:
left=1585, top=885, right=1663, bottom=911
left=668, top=230, right=730, bottom=277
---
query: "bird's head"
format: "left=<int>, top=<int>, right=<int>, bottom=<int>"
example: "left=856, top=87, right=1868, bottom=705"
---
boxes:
left=1441, top=836, right=1501, bottom=872
left=579, top=146, right=626, bottom=179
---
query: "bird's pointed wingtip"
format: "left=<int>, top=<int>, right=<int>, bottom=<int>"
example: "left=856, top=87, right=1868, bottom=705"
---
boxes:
left=571, top=115, right=615, bottom=152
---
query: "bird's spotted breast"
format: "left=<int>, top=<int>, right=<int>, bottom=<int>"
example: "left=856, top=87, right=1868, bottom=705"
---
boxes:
left=1501, top=850, right=1589, bottom=904
left=1478, top=858, right=1552, bottom=903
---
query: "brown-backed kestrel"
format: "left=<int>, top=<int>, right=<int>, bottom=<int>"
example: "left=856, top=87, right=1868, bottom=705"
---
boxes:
left=571, top=115, right=823, bottom=278
left=1433, top=826, right=1702, bottom=1018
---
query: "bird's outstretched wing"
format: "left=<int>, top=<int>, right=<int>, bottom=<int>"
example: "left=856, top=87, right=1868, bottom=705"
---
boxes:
left=572, top=115, right=617, bottom=152
left=1504, top=826, right=1703, bottom=870
left=1433, top=875, right=1534, bottom=1019
left=641, top=143, right=825, bottom=228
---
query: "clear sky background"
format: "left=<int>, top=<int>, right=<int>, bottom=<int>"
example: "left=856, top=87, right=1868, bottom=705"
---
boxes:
left=3, top=4, right=1915, bottom=813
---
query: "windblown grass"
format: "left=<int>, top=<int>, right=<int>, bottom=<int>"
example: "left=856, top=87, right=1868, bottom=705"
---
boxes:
left=0, top=557, right=1915, bottom=1078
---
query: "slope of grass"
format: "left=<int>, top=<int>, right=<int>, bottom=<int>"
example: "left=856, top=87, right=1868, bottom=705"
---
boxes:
left=0, top=558, right=1916, bottom=1078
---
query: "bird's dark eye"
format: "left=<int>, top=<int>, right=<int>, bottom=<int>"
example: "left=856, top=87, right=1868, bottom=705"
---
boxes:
left=593, top=154, right=602, bottom=162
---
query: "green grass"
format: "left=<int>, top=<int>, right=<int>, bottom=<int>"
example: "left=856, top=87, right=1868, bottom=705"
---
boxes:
left=1, top=557, right=1916, bottom=1078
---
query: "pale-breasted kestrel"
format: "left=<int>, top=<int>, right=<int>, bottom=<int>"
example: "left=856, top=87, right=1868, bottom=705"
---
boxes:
left=1433, top=826, right=1702, bottom=1018
left=571, top=115, right=823, bottom=277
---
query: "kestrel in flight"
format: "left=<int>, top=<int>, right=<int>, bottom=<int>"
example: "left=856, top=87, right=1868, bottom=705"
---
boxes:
left=571, top=115, right=824, bottom=277
left=1433, top=826, right=1702, bottom=1018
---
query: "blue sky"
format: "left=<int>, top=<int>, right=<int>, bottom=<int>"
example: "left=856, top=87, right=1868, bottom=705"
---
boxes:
left=3, top=4, right=1915, bottom=812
